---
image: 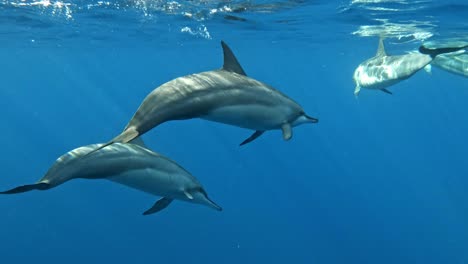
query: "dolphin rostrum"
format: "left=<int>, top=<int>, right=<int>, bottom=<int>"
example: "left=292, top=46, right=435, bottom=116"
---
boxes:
left=353, top=38, right=467, bottom=96
left=0, top=139, right=222, bottom=215
left=90, top=41, right=317, bottom=154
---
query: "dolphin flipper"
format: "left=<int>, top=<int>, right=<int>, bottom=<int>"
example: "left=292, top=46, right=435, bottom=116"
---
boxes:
left=0, top=182, right=51, bottom=194
left=143, top=197, right=174, bottom=215
left=381, top=88, right=393, bottom=95
left=281, top=123, right=292, bottom=141
left=240, top=130, right=265, bottom=146
left=354, top=85, right=361, bottom=96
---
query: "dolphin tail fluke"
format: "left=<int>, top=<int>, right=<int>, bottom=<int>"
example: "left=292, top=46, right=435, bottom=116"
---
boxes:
left=113, top=126, right=139, bottom=144
left=84, top=127, right=140, bottom=157
left=419, top=45, right=468, bottom=58
left=81, top=140, right=115, bottom=158
left=0, top=182, right=51, bottom=194
left=143, top=197, right=173, bottom=215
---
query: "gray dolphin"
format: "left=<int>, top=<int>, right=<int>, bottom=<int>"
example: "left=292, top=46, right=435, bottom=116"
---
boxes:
left=0, top=139, right=221, bottom=215
left=91, top=41, right=317, bottom=154
left=353, top=38, right=432, bottom=96
left=418, top=39, right=468, bottom=77
left=431, top=51, right=468, bottom=78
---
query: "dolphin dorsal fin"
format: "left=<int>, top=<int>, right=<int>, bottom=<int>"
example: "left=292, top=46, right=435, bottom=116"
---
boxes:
left=129, top=137, right=147, bottom=148
left=221, top=41, right=247, bottom=76
left=376, top=37, right=387, bottom=57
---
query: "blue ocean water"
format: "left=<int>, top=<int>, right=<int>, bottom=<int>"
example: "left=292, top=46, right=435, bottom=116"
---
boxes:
left=1, top=0, right=467, bottom=263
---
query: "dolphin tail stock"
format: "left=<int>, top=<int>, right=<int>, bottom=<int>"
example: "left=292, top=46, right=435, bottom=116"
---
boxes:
left=0, top=182, right=51, bottom=194
left=418, top=45, right=468, bottom=58
left=83, top=126, right=140, bottom=157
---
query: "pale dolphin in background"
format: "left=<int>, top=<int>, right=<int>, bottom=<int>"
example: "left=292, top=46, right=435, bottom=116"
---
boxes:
left=0, top=138, right=221, bottom=215
left=353, top=38, right=467, bottom=96
left=88, top=41, right=317, bottom=155
left=353, top=38, right=432, bottom=96
left=431, top=51, right=468, bottom=78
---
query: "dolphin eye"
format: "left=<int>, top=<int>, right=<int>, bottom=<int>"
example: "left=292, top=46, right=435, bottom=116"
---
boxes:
left=199, top=188, right=208, bottom=196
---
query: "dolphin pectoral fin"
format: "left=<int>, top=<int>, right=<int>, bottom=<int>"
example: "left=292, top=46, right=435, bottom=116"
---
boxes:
left=0, top=182, right=51, bottom=194
left=424, top=64, right=432, bottom=75
left=281, top=123, right=292, bottom=141
left=143, top=197, right=174, bottom=215
left=239, top=130, right=265, bottom=146
left=354, top=85, right=361, bottom=96
left=381, top=88, right=393, bottom=95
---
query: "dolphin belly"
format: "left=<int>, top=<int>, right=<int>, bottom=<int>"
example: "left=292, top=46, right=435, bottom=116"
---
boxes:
left=355, top=64, right=398, bottom=90
left=200, top=104, right=292, bottom=130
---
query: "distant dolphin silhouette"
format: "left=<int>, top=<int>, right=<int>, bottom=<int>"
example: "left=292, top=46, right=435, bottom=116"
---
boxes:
left=353, top=38, right=467, bottom=96
left=0, top=138, right=221, bottom=215
left=89, top=41, right=317, bottom=155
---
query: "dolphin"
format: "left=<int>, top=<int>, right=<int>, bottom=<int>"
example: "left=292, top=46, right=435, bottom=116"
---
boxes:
left=89, top=41, right=317, bottom=155
left=0, top=139, right=222, bottom=215
left=431, top=51, right=468, bottom=78
left=353, top=38, right=467, bottom=96
left=353, top=38, right=433, bottom=96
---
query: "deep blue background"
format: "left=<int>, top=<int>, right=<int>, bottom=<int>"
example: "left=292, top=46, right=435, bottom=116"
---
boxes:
left=1, top=1, right=467, bottom=263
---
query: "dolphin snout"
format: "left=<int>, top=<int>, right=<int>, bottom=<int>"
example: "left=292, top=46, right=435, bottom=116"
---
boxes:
left=305, top=114, right=319, bottom=123
left=205, top=196, right=223, bottom=211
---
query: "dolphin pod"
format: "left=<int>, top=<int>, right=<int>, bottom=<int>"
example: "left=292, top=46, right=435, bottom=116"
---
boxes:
left=1, top=41, right=317, bottom=216
left=0, top=138, right=222, bottom=215
left=3, top=39, right=464, bottom=216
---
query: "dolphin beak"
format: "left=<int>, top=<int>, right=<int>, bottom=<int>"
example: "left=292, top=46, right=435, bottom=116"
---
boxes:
left=204, top=196, right=223, bottom=211
left=305, top=114, right=319, bottom=123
